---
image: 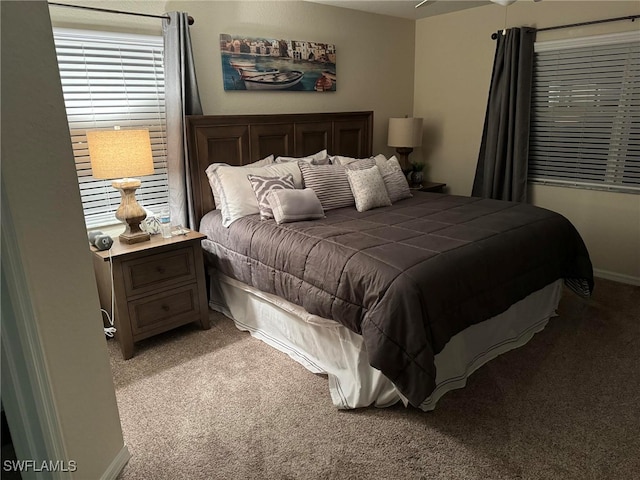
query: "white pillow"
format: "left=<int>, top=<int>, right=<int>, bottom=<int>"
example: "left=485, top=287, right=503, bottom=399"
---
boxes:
left=246, top=154, right=275, bottom=168
left=206, top=155, right=275, bottom=209
left=207, top=161, right=303, bottom=227
left=374, top=154, right=391, bottom=169
left=331, top=153, right=387, bottom=168
left=345, top=166, right=392, bottom=212
left=275, top=149, right=328, bottom=164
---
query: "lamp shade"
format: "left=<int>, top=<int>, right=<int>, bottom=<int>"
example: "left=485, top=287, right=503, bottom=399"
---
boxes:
left=87, top=129, right=154, bottom=180
left=387, top=117, right=423, bottom=148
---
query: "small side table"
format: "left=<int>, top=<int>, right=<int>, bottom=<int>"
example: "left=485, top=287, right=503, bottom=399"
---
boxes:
left=412, top=181, right=447, bottom=193
left=91, top=230, right=210, bottom=359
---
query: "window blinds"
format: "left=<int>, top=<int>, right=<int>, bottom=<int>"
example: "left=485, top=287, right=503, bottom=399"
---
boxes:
left=529, top=31, right=639, bottom=194
left=53, top=28, right=169, bottom=228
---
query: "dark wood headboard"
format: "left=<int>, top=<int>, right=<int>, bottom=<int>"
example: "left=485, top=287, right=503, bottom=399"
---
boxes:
left=186, top=111, right=373, bottom=227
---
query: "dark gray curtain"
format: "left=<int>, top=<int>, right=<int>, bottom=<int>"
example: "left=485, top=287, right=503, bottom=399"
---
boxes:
left=163, top=12, right=203, bottom=230
left=472, top=27, right=536, bottom=202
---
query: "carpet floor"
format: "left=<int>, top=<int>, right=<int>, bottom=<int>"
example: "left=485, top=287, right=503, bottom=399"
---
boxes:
left=111, top=278, right=639, bottom=480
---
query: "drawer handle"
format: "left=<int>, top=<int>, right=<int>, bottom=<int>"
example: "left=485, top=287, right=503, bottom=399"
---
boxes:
left=157, top=266, right=166, bottom=274
left=161, top=304, right=170, bottom=312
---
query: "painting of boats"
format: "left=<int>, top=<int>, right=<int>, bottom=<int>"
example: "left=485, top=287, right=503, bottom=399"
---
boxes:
left=220, top=33, right=336, bottom=92
left=244, top=71, right=304, bottom=90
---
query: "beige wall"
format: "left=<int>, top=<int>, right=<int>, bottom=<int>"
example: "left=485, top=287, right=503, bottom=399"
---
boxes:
left=1, top=1, right=127, bottom=477
left=50, top=0, right=416, bottom=155
left=415, top=0, right=640, bottom=284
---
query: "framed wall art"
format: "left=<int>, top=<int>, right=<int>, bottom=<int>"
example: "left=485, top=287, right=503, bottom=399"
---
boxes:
left=220, top=34, right=336, bottom=92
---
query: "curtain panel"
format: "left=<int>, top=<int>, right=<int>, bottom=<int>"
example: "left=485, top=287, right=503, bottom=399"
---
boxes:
left=472, top=27, right=536, bottom=202
left=163, top=11, right=203, bottom=230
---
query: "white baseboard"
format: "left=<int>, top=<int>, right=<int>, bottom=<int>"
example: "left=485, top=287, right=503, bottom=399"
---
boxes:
left=594, top=269, right=640, bottom=286
left=100, top=444, right=131, bottom=480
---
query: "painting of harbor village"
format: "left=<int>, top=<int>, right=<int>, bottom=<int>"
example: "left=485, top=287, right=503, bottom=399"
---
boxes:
left=220, top=34, right=336, bottom=92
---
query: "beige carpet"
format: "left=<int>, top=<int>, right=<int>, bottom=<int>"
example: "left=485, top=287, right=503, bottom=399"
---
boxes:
left=111, top=278, right=639, bottom=480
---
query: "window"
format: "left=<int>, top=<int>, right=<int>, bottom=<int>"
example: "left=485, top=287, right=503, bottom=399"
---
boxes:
left=53, top=28, right=169, bottom=228
left=529, top=31, right=639, bottom=194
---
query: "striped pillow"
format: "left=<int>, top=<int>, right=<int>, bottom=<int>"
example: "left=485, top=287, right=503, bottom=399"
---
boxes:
left=299, top=158, right=375, bottom=211
left=247, top=173, right=296, bottom=219
left=378, top=156, right=412, bottom=203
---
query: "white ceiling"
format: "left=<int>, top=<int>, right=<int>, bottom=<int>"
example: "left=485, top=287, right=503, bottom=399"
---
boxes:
left=305, top=0, right=493, bottom=21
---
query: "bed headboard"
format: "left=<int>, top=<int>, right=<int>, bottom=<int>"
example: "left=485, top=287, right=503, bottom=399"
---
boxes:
left=186, top=111, right=373, bottom=227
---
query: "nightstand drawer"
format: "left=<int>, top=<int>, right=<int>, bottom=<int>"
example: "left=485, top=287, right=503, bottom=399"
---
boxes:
left=123, top=247, right=196, bottom=297
left=128, top=284, right=201, bottom=338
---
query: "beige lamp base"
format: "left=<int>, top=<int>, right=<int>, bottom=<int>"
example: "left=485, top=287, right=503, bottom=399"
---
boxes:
left=112, top=178, right=150, bottom=245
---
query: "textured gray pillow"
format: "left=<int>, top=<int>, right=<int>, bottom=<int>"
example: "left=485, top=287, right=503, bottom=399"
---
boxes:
left=267, top=188, right=325, bottom=224
left=378, top=156, right=412, bottom=202
left=247, top=173, right=296, bottom=220
left=345, top=166, right=392, bottom=212
left=299, top=158, right=375, bottom=211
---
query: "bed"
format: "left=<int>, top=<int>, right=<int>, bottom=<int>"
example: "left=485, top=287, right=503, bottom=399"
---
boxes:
left=186, top=111, right=593, bottom=410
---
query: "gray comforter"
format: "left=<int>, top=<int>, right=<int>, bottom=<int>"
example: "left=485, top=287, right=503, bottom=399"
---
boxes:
left=200, top=192, right=593, bottom=407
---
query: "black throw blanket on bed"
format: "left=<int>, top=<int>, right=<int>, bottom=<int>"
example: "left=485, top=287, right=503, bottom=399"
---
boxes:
left=201, top=193, right=593, bottom=407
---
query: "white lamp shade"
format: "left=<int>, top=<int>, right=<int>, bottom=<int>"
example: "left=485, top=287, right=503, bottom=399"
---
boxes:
left=387, top=117, right=423, bottom=148
left=87, top=129, right=154, bottom=180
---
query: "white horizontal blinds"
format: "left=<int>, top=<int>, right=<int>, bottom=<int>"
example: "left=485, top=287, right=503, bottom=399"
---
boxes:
left=53, top=28, right=169, bottom=228
left=529, top=31, right=640, bottom=194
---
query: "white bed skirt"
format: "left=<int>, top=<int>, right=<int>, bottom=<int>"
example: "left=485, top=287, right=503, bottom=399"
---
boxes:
left=209, top=271, right=563, bottom=410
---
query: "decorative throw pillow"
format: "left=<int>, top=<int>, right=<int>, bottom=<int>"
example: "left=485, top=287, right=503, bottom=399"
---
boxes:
left=374, top=154, right=390, bottom=169
left=247, top=173, right=296, bottom=220
left=205, top=154, right=275, bottom=209
left=345, top=166, right=392, bottom=212
left=331, top=153, right=386, bottom=167
left=299, top=157, right=375, bottom=211
left=343, top=157, right=376, bottom=171
left=378, top=156, right=412, bottom=202
left=208, top=161, right=303, bottom=227
left=267, top=188, right=325, bottom=224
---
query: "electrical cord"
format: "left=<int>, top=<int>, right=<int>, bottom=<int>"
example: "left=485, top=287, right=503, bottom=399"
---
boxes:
left=101, top=247, right=117, bottom=337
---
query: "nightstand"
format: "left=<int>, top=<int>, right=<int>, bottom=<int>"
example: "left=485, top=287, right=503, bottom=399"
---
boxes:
left=414, top=181, right=447, bottom=193
left=91, top=230, right=210, bottom=359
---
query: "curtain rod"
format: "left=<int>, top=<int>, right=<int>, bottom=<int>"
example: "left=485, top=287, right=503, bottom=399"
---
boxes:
left=48, top=2, right=195, bottom=25
left=491, top=14, right=638, bottom=39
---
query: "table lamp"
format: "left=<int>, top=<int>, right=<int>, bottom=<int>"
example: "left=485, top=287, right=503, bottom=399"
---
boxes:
left=387, top=117, right=424, bottom=171
left=87, top=128, right=155, bottom=244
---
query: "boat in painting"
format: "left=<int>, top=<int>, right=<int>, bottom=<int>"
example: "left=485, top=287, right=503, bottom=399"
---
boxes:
left=322, top=69, right=336, bottom=81
left=229, top=59, right=255, bottom=70
left=238, top=67, right=279, bottom=79
left=314, top=70, right=336, bottom=91
left=243, top=71, right=304, bottom=90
